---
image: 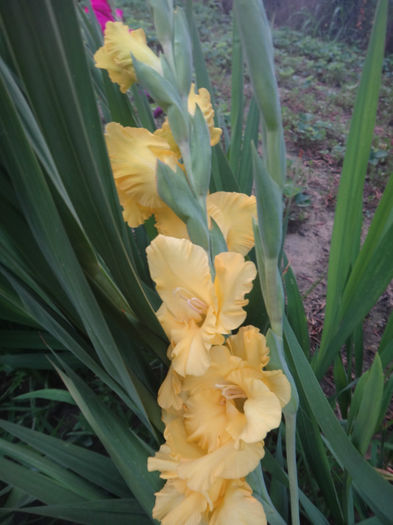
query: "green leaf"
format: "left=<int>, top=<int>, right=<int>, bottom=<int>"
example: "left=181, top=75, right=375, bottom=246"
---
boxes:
left=238, top=97, right=260, bottom=195
left=54, top=361, right=161, bottom=519
left=262, top=451, right=330, bottom=525
left=0, top=456, right=85, bottom=505
left=0, top=1, right=162, bottom=334
left=5, top=499, right=152, bottom=525
left=284, top=318, right=393, bottom=523
left=283, top=261, right=310, bottom=358
left=229, top=18, right=244, bottom=176
left=317, top=0, right=388, bottom=376
left=13, top=389, right=75, bottom=404
left=349, top=355, right=384, bottom=455
left=379, top=308, right=393, bottom=369
left=0, top=419, right=129, bottom=498
left=211, top=144, right=240, bottom=193
left=0, top=330, right=64, bottom=350
left=0, top=439, right=104, bottom=501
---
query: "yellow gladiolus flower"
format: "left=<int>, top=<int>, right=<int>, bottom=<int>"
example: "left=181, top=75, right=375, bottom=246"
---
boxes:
left=105, top=122, right=178, bottom=227
left=154, top=83, right=222, bottom=155
left=183, top=335, right=290, bottom=450
left=94, top=22, right=162, bottom=93
left=146, top=235, right=256, bottom=376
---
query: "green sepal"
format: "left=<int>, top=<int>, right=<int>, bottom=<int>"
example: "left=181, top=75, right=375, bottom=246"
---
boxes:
left=266, top=330, right=299, bottom=414
left=173, top=7, right=192, bottom=96
left=156, top=162, right=209, bottom=250
left=209, top=218, right=227, bottom=260
left=167, top=103, right=190, bottom=148
left=148, top=0, right=173, bottom=47
left=132, top=56, right=178, bottom=109
left=252, top=144, right=282, bottom=259
left=190, top=105, right=211, bottom=198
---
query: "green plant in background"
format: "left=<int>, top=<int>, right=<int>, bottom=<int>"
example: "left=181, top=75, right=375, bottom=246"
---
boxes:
left=0, top=0, right=392, bottom=524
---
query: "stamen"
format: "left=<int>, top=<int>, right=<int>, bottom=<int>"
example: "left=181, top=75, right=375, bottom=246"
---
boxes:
left=215, top=383, right=247, bottom=401
left=173, top=287, right=208, bottom=315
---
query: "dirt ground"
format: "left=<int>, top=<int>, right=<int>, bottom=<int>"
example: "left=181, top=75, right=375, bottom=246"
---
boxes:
left=284, top=157, right=393, bottom=365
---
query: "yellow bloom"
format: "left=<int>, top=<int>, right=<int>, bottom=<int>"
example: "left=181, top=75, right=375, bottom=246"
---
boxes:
left=154, top=83, right=222, bottom=156
left=94, top=22, right=162, bottom=93
left=207, top=192, right=257, bottom=255
left=105, top=123, right=178, bottom=227
left=146, top=235, right=256, bottom=376
left=183, top=335, right=289, bottom=450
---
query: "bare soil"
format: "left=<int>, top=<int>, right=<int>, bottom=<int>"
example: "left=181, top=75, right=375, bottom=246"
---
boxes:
left=284, top=156, right=393, bottom=366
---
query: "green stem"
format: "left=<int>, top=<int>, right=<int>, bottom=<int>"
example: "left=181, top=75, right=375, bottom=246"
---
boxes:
left=284, top=411, right=300, bottom=525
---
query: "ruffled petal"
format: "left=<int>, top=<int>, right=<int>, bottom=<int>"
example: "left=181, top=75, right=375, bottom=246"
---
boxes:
left=214, top=252, right=256, bottom=332
left=226, top=326, right=270, bottom=370
left=210, top=479, right=267, bottom=525
left=229, top=373, right=283, bottom=443
left=261, top=370, right=292, bottom=408
left=178, top=441, right=264, bottom=495
left=94, top=23, right=161, bottom=93
left=147, top=235, right=213, bottom=322
left=153, top=479, right=208, bottom=525
left=129, top=28, right=162, bottom=73
left=158, top=365, right=184, bottom=411
left=207, top=192, right=257, bottom=255
left=154, top=203, right=189, bottom=239
left=188, top=85, right=222, bottom=147
left=115, top=184, right=154, bottom=227
left=105, top=123, right=178, bottom=210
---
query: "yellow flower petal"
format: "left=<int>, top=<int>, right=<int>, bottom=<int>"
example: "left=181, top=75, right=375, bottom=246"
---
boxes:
left=207, top=192, right=257, bottom=255
left=153, top=83, right=222, bottom=157
left=115, top=184, right=154, bottom=227
left=154, top=120, right=181, bottom=157
left=227, top=372, right=282, bottom=443
left=214, top=252, right=256, bottom=332
left=226, top=326, right=270, bottom=370
left=94, top=23, right=161, bottom=93
left=261, top=369, right=292, bottom=408
left=105, top=123, right=178, bottom=224
left=147, top=235, right=213, bottom=322
left=153, top=479, right=208, bottom=525
left=210, top=479, right=267, bottom=525
left=184, top=388, right=230, bottom=452
left=188, top=84, right=222, bottom=147
left=154, top=203, right=189, bottom=239
left=178, top=440, right=264, bottom=495
left=157, top=365, right=184, bottom=411
left=147, top=444, right=178, bottom=480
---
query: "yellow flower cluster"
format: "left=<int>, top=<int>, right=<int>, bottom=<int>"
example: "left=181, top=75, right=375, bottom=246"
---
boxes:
left=146, top=242, right=291, bottom=523
left=95, top=22, right=291, bottom=524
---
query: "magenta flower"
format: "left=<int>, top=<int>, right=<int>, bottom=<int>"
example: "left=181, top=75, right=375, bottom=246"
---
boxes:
left=85, top=0, right=123, bottom=32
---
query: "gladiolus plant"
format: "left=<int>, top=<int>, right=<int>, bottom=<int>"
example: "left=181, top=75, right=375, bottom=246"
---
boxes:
left=0, top=0, right=392, bottom=524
